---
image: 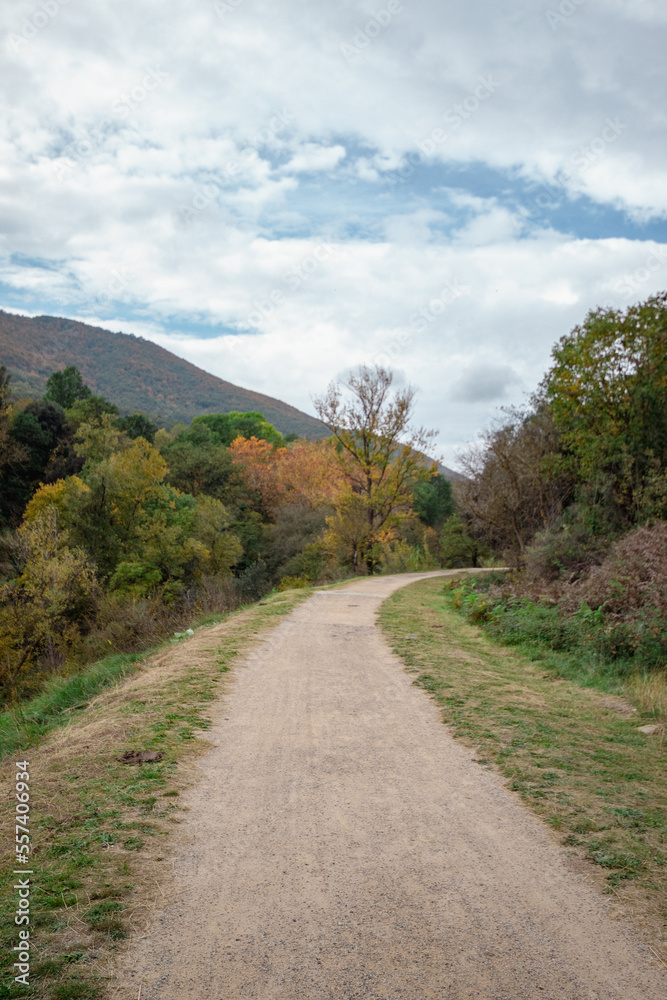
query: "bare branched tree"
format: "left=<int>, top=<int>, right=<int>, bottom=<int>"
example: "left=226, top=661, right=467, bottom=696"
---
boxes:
left=314, top=365, right=436, bottom=572
left=455, top=406, right=570, bottom=567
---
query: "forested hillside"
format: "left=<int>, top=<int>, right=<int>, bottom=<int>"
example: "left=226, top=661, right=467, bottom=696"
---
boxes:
left=0, top=310, right=328, bottom=438
left=0, top=362, right=454, bottom=703
left=2, top=292, right=665, bottom=712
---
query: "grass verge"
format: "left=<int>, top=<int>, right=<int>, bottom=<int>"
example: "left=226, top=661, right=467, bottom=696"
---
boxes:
left=0, top=588, right=311, bottom=1000
left=0, top=655, right=143, bottom=764
left=379, top=576, right=667, bottom=952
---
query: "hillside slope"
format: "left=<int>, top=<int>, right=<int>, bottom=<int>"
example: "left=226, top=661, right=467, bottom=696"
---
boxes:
left=0, top=310, right=329, bottom=438
left=0, top=309, right=464, bottom=478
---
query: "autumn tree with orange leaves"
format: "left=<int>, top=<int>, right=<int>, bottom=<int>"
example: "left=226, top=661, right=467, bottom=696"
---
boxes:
left=229, top=435, right=346, bottom=516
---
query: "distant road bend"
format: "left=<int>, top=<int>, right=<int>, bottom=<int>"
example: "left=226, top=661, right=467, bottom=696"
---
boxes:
left=122, top=572, right=666, bottom=999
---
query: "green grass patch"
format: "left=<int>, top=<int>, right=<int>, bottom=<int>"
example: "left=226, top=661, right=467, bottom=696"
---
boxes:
left=0, top=588, right=311, bottom=1000
left=379, top=576, right=667, bottom=943
left=0, top=654, right=143, bottom=763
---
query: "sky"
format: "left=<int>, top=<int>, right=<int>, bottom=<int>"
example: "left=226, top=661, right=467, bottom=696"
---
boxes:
left=1, top=0, right=666, bottom=467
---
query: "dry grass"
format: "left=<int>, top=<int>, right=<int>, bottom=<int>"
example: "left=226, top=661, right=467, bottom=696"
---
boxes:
left=379, top=577, right=667, bottom=955
left=0, top=589, right=311, bottom=1000
left=627, top=672, right=667, bottom=719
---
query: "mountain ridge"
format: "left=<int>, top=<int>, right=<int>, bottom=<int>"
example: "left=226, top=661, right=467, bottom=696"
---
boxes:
left=0, top=310, right=329, bottom=438
left=0, top=308, right=464, bottom=480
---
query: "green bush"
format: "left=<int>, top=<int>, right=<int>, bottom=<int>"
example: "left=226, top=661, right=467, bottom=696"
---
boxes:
left=446, top=575, right=667, bottom=683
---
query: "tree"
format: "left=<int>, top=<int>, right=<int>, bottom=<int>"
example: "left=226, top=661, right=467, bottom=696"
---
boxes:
left=74, top=414, right=131, bottom=466
left=1, top=400, right=70, bottom=524
left=0, top=506, right=97, bottom=697
left=0, top=368, right=27, bottom=528
left=119, top=412, right=158, bottom=443
left=228, top=436, right=287, bottom=517
left=34, top=434, right=243, bottom=596
left=66, top=394, right=118, bottom=429
left=45, top=366, right=92, bottom=409
left=23, top=476, right=91, bottom=533
left=273, top=438, right=347, bottom=507
left=192, top=411, right=284, bottom=447
left=0, top=367, right=25, bottom=479
left=0, top=366, right=10, bottom=413
left=542, top=292, right=667, bottom=519
left=455, top=407, right=568, bottom=567
left=159, top=422, right=234, bottom=499
left=11, top=400, right=68, bottom=472
left=314, top=365, right=436, bottom=572
left=413, top=473, right=454, bottom=528
left=439, top=514, right=488, bottom=568
left=192, top=495, right=243, bottom=576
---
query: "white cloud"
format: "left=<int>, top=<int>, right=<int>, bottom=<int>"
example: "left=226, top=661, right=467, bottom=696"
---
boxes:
left=281, top=144, right=346, bottom=174
left=0, top=0, right=665, bottom=466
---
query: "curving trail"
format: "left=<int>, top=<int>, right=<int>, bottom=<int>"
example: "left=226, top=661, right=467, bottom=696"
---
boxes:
left=122, top=572, right=666, bottom=999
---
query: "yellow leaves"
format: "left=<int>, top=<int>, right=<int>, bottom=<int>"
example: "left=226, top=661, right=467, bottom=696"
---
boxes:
left=0, top=506, right=98, bottom=689
left=89, top=438, right=170, bottom=536
left=23, top=476, right=90, bottom=527
left=74, top=413, right=129, bottom=464
left=107, top=437, right=168, bottom=494
left=17, top=507, right=96, bottom=591
left=193, top=495, right=242, bottom=575
left=180, top=536, right=211, bottom=567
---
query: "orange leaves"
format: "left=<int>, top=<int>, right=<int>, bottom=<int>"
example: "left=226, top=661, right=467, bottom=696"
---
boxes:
left=229, top=436, right=287, bottom=515
left=276, top=439, right=347, bottom=507
left=228, top=436, right=346, bottom=515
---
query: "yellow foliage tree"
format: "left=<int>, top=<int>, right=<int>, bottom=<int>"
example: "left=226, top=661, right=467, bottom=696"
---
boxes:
left=0, top=506, right=97, bottom=697
left=23, top=476, right=90, bottom=532
left=314, top=365, right=436, bottom=572
left=193, top=495, right=243, bottom=576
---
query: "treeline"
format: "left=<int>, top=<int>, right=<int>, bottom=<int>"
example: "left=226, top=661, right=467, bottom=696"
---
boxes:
left=0, top=363, right=454, bottom=702
left=450, top=291, right=667, bottom=677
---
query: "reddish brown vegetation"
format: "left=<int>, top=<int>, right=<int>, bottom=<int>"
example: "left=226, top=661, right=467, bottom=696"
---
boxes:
left=574, top=522, right=667, bottom=619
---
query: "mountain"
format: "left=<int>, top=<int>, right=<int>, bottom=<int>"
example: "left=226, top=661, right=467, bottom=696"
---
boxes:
left=436, top=462, right=466, bottom=484
left=0, top=309, right=464, bottom=479
left=0, top=310, right=329, bottom=439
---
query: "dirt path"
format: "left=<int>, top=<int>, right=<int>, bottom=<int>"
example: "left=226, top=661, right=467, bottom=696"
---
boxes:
left=119, top=572, right=666, bottom=999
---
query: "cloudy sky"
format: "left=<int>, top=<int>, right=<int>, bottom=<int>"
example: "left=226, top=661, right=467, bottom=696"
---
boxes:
left=1, top=0, right=666, bottom=465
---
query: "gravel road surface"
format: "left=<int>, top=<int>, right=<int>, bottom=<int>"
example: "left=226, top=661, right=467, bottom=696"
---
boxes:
left=121, top=572, right=666, bottom=999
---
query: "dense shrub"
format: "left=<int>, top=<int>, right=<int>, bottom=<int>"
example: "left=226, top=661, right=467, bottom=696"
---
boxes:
left=524, top=502, right=614, bottom=583
left=234, top=559, right=271, bottom=602
left=448, top=523, right=667, bottom=677
left=572, top=521, right=667, bottom=618
left=440, top=514, right=490, bottom=568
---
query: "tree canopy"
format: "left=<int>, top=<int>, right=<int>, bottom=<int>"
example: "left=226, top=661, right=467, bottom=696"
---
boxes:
left=314, top=364, right=436, bottom=572
left=542, top=292, right=667, bottom=518
left=45, top=366, right=92, bottom=409
left=0, top=361, right=451, bottom=700
left=455, top=291, right=667, bottom=569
